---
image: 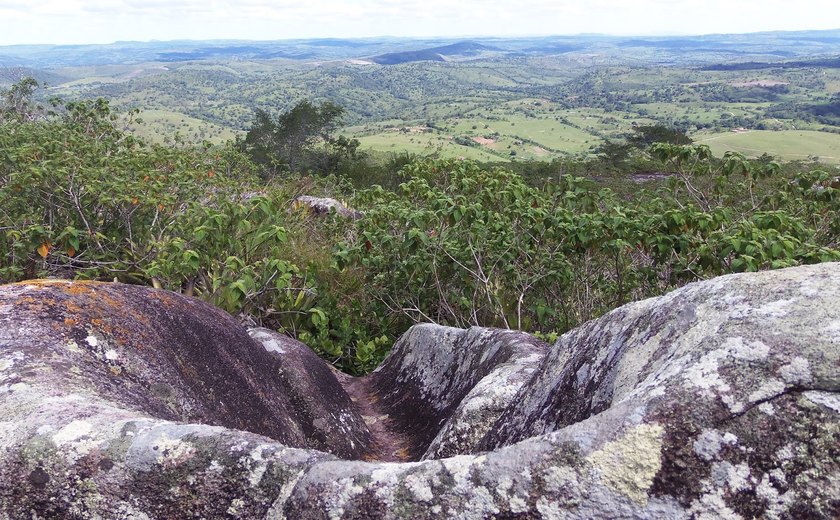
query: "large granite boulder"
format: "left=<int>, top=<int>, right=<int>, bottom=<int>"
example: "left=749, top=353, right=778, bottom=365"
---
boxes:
left=0, top=264, right=838, bottom=518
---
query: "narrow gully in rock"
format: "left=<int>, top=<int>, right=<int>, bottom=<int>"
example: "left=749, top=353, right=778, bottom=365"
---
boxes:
left=338, top=374, right=413, bottom=462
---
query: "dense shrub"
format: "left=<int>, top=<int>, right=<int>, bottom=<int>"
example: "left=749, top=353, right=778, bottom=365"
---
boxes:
left=3, top=83, right=839, bottom=373
left=338, top=154, right=840, bottom=344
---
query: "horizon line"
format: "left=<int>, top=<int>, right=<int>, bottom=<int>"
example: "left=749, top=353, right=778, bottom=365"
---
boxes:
left=2, top=27, right=839, bottom=49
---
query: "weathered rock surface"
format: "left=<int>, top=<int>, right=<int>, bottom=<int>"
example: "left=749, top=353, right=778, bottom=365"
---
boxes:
left=368, top=325, right=548, bottom=460
left=1, top=264, right=839, bottom=519
left=293, top=195, right=363, bottom=219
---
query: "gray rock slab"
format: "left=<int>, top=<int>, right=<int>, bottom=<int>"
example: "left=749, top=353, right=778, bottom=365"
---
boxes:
left=1, top=264, right=838, bottom=518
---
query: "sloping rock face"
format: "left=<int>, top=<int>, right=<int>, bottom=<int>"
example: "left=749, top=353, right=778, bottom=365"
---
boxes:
left=367, top=325, right=548, bottom=460
left=1, top=264, right=839, bottom=519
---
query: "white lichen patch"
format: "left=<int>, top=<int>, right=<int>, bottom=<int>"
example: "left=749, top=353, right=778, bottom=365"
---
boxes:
left=758, top=402, right=776, bottom=415
left=755, top=298, right=796, bottom=318
left=104, top=349, right=119, bottom=361
left=575, top=363, right=591, bottom=388
left=230, top=440, right=250, bottom=453
left=723, top=337, right=770, bottom=361
left=708, top=461, right=752, bottom=493
left=226, top=498, right=245, bottom=516
left=86, top=335, right=99, bottom=348
left=440, top=454, right=479, bottom=490
left=681, top=336, right=775, bottom=397
left=244, top=445, right=269, bottom=487
left=540, top=465, right=578, bottom=495
left=325, top=477, right=366, bottom=520
left=495, top=476, right=513, bottom=495
left=265, top=468, right=307, bottom=519
left=775, top=444, right=795, bottom=462
left=755, top=472, right=795, bottom=520
left=249, top=329, right=287, bottom=354
left=747, top=379, right=785, bottom=404
left=494, top=475, right=529, bottom=514
left=403, top=472, right=434, bottom=502
left=803, top=391, right=840, bottom=413
left=461, top=485, right=499, bottom=518
left=777, top=357, right=812, bottom=385
left=536, top=497, right=563, bottom=519
left=36, top=425, right=55, bottom=435
left=822, top=320, right=840, bottom=341
left=52, top=420, right=93, bottom=445
left=689, top=490, right=744, bottom=520
left=693, top=429, right=738, bottom=462
left=0, top=352, right=24, bottom=372
left=682, top=350, right=731, bottom=393
left=769, top=468, right=787, bottom=485
left=586, top=423, right=664, bottom=504
left=722, top=394, right=746, bottom=414
left=0, top=382, right=28, bottom=393
left=509, top=495, right=528, bottom=514
left=0, top=421, right=20, bottom=446
left=154, top=435, right=196, bottom=466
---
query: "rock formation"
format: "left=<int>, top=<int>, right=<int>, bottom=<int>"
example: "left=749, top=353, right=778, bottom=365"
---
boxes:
left=293, top=195, right=363, bottom=219
left=0, top=263, right=838, bottom=518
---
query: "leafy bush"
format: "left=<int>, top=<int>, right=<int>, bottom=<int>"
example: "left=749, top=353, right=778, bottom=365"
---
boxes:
left=338, top=156, right=840, bottom=340
left=0, top=98, right=249, bottom=282
left=3, top=80, right=839, bottom=374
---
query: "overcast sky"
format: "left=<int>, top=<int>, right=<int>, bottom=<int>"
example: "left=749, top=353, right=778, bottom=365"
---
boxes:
left=0, top=0, right=838, bottom=46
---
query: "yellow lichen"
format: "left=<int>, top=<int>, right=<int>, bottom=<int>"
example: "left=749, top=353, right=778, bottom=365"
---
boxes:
left=586, top=423, right=665, bottom=504
left=393, top=447, right=411, bottom=460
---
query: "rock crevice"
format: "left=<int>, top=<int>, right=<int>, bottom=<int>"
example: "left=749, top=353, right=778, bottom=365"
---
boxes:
left=0, top=264, right=838, bottom=518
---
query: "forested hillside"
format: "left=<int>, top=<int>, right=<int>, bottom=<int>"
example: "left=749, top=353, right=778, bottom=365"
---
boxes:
left=3, top=30, right=840, bottom=162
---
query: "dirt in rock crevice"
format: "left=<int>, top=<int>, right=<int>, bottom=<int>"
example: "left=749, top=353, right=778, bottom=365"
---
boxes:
left=339, top=375, right=413, bottom=462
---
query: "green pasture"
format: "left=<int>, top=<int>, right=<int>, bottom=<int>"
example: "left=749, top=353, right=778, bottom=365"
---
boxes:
left=355, top=131, right=506, bottom=162
left=694, top=130, right=840, bottom=163
left=129, top=109, right=237, bottom=144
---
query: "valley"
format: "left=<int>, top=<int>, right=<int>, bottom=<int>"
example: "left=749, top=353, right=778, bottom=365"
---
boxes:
left=2, top=30, right=840, bottom=163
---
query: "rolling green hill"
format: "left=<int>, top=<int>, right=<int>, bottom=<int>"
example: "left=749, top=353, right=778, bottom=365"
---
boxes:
left=3, top=30, right=840, bottom=162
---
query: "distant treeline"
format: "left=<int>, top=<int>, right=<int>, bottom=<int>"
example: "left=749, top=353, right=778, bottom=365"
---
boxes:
left=701, top=57, right=840, bottom=71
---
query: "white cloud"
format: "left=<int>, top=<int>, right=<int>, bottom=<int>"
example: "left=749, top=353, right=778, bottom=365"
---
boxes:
left=0, top=0, right=838, bottom=45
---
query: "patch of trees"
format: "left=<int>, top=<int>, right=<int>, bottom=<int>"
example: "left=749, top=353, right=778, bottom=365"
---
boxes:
left=701, top=57, right=840, bottom=71
left=690, top=83, right=790, bottom=103
left=241, top=100, right=360, bottom=178
left=766, top=97, right=840, bottom=126
left=627, top=125, right=693, bottom=148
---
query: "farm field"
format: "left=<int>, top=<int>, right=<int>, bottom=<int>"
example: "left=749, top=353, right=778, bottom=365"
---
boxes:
left=695, top=130, right=840, bottom=163
left=129, top=109, right=237, bottom=144
left=355, top=130, right=504, bottom=161
left=5, top=32, right=838, bottom=164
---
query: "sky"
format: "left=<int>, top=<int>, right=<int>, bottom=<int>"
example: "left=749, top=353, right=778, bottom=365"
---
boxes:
left=0, top=0, right=838, bottom=46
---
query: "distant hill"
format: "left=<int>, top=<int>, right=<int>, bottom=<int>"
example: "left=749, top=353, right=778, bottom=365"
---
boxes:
left=157, top=46, right=316, bottom=61
left=0, top=55, right=27, bottom=68
left=370, top=41, right=500, bottom=65
left=0, top=67, right=67, bottom=87
left=0, top=29, right=839, bottom=68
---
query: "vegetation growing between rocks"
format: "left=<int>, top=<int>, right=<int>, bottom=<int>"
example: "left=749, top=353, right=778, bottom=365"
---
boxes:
left=2, top=80, right=840, bottom=372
